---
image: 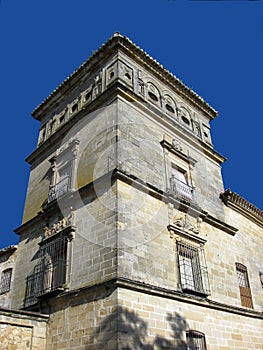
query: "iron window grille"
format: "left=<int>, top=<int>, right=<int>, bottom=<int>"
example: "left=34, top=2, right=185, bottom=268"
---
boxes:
left=48, top=175, right=71, bottom=202
left=0, top=268, right=12, bottom=294
left=25, top=234, right=68, bottom=307
left=177, top=241, right=210, bottom=296
left=236, top=263, right=253, bottom=309
left=186, top=330, right=207, bottom=350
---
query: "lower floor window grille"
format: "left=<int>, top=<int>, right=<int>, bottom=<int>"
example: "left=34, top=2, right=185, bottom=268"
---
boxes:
left=177, top=241, right=210, bottom=296
left=186, top=330, right=207, bottom=350
left=25, top=235, right=68, bottom=307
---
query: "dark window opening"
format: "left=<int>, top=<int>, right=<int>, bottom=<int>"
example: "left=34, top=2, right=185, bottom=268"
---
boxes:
left=125, top=72, right=131, bottom=80
left=148, top=91, right=158, bottom=102
left=110, top=71, right=114, bottom=79
left=59, top=114, right=65, bottom=124
left=72, top=103, right=78, bottom=113
left=182, top=116, right=190, bottom=125
left=0, top=268, right=12, bottom=294
left=186, top=330, right=207, bottom=350
left=166, top=104, right=175, bottom=113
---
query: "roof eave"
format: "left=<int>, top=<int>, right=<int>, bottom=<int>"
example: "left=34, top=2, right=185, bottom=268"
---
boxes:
left=32, top=33, right=218, bottom=121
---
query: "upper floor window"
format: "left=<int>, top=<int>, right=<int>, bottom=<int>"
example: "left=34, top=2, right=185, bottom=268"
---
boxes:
left=186, top=330, right=207, bottom=350
left=48, top=161, right=72, bottom=202
left=236, top=263, right=253, bottom=308
left=170, top=166, right=193, bottom=202
left=177, top=241, right=210, bottom=296
left=0, top=268, right=12, bottom=294
left=161, top=136, right=196, bottom=203
left=48, top=139, right=79, bottom=203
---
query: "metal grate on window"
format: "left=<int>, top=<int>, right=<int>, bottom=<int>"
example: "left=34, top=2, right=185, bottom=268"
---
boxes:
left=48, top=175, right=70, bottom=202
left=236, top=263, right=253, bottom=308
left=24, top=234, right=68, bottom=307
left=177, top=241, right=210, bottom=296
left=0, top=268, right=12, bottom=294
left=186, top=330, right=207, bottom=350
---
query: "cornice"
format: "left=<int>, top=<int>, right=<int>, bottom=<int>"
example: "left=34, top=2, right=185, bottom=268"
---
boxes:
left=15, top=169, right=237, bottom=238
left=115, top=278, right=263, bottom=320
left=0, top=307, right=49, bottom=321
left=52, top=278, right=263, bottom=320
left=220, top=189, right=263, bottom=228
left=0, top=245, right=17, bottom=256
left=32, top=32, right=217, bottom=121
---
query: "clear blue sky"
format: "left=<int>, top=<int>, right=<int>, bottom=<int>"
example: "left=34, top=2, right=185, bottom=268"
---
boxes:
left=0, top=0, right=262, bottom=249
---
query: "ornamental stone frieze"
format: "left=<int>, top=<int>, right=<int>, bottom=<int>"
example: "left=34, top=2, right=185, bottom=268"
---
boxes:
left=37, top=58, right=210, bottom=148
left=44, top=212, right=76, bottom=239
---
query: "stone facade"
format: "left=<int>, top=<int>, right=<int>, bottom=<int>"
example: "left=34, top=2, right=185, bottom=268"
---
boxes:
left=0, top=308, right=48, bottom=350
left=0, top=246, right=17, bottom=309
left=1, top=33, right=263, bottom=348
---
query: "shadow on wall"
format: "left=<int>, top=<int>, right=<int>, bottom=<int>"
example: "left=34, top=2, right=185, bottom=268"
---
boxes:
left=88, top=306, right=188, bottom=350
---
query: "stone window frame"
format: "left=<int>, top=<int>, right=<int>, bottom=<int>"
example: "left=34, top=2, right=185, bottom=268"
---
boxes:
left=176, top=239, right=210, bottom=297
left=168, top=222, right=210, bottom=297
left=235, top=262, right=253, bottom=309
left=0, top=268, right=12, bottom=294
left=24, top=225, right=75, bottom=308
left=186, top=330, right=207, bottom=350
left=48, top=139, right=79, bottom=203
left=161, top=136, right=197, bottom=202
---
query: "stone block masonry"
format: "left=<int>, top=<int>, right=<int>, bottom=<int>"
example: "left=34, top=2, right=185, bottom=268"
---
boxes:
left=0, top=308, right=48, bottom=350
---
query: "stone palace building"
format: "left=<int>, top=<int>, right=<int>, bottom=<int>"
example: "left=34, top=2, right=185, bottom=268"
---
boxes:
left=0, top=33, right=262, bottom=349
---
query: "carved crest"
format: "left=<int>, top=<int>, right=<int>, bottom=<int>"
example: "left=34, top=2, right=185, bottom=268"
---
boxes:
left=44, top=212, right=75, bottom=239
left=172, top=212, right=202, bottom=235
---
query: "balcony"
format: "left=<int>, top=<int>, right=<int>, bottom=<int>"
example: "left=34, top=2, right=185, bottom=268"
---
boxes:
left=169, top=175, right=193, bottom=202
left=48, top=175, right=70, bottom=203
left=24, top=235, right=68, bottom=308
left=24, top=259, right=66, bottom=307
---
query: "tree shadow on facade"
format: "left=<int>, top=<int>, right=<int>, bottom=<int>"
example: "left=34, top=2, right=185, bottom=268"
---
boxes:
left=88, top=306, right=188, bottom=350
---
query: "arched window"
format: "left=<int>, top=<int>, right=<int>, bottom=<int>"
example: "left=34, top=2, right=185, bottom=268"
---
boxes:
left=186, top=330, right=207, bottom=350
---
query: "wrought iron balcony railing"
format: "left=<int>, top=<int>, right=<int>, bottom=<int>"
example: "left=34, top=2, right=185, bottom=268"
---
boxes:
left=24, top=257, right=67, bottom=307
left=169, top=176, right=193, bottom=202
left=48, top=175, right=70, bottom=203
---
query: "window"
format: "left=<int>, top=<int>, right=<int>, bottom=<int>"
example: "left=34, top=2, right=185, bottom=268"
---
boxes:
left=48, top=163, right=71, bottom=202
left=25, top=234, right=69, bottom=307
left=186, top=330, right=207, bottom=350
left=0, top=268, right=12, bottom=294
left=170, top=167, right=193, bottom=201
left=48, top=139, right=79, bottom=203
left=236, top=263, right=253, bottom=308
left=177, top=241, right=210, bottom=296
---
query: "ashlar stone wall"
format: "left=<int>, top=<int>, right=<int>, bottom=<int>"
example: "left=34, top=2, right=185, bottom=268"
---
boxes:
left=0, top=308, right=47, bottom=350
left=117, top=288, right=263, bottom=350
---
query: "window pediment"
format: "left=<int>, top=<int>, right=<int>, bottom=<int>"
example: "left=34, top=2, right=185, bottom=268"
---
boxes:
left=160, top=136, right=197, bottom=166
